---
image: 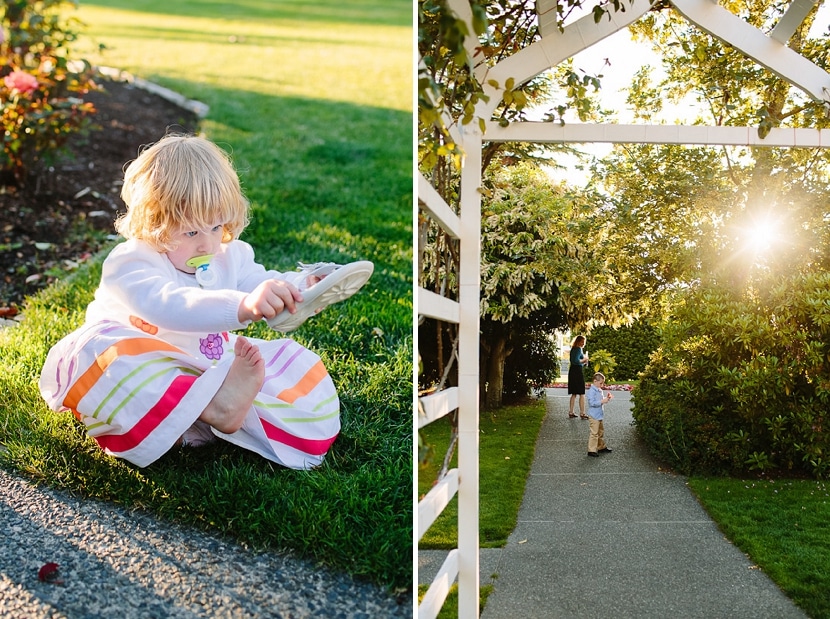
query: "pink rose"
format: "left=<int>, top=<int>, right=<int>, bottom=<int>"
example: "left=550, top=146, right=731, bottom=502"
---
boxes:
left=4, top=70, right=39, bottom=95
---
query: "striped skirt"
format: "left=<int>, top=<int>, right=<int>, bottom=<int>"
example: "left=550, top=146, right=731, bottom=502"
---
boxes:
left=39, top=321, right=340, bottom=469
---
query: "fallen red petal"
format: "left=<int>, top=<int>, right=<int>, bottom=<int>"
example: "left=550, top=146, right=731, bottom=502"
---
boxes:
left=37, top=562, right=60, bottom=582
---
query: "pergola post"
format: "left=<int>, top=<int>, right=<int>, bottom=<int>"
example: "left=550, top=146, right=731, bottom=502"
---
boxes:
left=457, top=124, right=483, bottom=618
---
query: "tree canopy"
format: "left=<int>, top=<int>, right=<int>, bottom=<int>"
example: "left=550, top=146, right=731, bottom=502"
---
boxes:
left=418, top=0, right=830, bottom=422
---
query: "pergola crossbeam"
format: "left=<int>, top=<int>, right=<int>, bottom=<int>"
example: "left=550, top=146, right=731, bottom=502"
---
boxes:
left=770, top=0, right=820, bottom=43
left=673, top=0, right=830, bottom=103
left=486, top=121, right=829, bottom=147
left=480, top=0, right=654, bottom=117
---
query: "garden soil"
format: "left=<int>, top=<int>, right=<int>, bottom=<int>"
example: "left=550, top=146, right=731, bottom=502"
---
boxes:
left=0, top=77, right=199, bottom=316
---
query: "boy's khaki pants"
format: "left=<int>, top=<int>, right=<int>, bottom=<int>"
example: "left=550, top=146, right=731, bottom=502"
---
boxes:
left=588, top=418, right=607, bottom=453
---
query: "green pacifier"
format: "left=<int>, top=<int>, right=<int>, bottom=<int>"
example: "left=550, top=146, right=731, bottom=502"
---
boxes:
left=186, top=254, right=216, bottom=287
left=186, top=254, right=214, bottom=269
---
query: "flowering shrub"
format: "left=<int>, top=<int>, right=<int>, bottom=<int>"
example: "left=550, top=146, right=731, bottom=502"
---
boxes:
left=5, top=68, right=38, bottom=94
left=1, top=0, right=98, bottom=184
left=632, top=273, right=830, bottom=478
left=548, top=382, right=634, bottom=391
left=585, top=348, right=617, bottom=381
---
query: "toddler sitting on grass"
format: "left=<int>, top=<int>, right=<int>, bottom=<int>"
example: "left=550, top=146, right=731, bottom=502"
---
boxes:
left=39, top=133, right=372, bottom=469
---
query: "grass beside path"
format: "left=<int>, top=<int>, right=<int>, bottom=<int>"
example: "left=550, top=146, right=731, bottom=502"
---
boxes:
left=689, top=477, right=830, bottom=619
left=417, top=401, right=545, bottom=617
left=0, top=1, right=411, bottom=591
left=418, top=402, right=546, bottom=549
left=418, top=395, right=826, bottom=618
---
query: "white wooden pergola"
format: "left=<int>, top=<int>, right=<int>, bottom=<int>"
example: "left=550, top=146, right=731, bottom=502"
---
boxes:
left=417, top=1, right=830, bottom=617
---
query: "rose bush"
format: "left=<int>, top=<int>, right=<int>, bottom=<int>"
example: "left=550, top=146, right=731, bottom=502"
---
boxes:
left=1, top=0, right=97, bottom=184
left=4, top=68, right=38, bottom=94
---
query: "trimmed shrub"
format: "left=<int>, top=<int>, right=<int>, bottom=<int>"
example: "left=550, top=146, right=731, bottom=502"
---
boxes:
left=503, top=327, right=561, bottom=402
left=586, top=348, right=616, bottom=381
left=632, top=273, right=830, bottom=478
left=587, top=320, right=660, bottom=380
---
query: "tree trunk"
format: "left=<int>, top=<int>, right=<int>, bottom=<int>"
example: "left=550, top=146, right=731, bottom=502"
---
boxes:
left=483, top=334, right=509, bottom=410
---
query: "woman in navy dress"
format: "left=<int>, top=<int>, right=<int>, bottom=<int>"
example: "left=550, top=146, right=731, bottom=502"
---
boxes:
left=568, top=335, right=589, bottom=419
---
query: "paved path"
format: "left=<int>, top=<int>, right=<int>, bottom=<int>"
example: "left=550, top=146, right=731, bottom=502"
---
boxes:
left=420, top=388, right=806, bottom=619
left=0, top=468, right=410, bottom=618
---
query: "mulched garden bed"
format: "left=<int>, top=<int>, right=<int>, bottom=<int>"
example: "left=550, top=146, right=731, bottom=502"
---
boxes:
left=0, top=77, right=200, bottom=318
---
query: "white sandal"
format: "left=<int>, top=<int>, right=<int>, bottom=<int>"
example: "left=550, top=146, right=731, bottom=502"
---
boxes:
left=266, top=260, right=374, bottom=332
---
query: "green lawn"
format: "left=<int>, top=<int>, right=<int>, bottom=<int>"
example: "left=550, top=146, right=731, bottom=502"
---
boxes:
left=418, top=403, right=547, bottom=549
left=418, top=402, right=546, bottom=617
left=0, top=0, right=412, bottom=591
left=418, top=583, right=494, bottom=619
left=689, top=477, right=830, bottom=619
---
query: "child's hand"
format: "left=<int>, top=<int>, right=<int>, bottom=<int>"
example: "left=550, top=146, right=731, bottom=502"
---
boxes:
left=238, top=279, right=303, bottom=323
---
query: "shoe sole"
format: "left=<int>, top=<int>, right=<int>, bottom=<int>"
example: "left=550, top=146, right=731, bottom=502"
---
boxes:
left=267, top=260, right=374, bottom=332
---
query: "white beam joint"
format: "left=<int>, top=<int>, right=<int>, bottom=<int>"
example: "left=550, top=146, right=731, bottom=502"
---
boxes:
left=770, top=0, right=819, bottom=44
left=671, top=0, right=830, bottom=102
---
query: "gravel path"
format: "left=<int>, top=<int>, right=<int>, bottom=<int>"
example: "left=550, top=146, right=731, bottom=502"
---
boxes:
left=0, top=469, right=412, bottom=618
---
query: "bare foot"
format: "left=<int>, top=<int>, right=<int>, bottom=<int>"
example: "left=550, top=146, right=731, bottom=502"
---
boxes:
left=199, top=337, right=264, bottom=434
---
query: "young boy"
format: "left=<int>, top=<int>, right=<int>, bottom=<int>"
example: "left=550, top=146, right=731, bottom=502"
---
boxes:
left=586, top=372, right=613, bottom=457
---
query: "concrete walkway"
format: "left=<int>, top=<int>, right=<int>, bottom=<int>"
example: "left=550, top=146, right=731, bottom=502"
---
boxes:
left=420, top=387, right=806, bottom=619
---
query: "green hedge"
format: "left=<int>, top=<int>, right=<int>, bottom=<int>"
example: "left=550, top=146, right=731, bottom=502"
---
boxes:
left=632, top=273, right=830, bottom=478
left=503, top=322, right=562, bottom=401
left=587, top=320, right=660, bottom=381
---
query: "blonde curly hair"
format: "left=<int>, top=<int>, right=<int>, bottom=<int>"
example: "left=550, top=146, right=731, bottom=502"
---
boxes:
left=115, top=133, right=249, bottom=252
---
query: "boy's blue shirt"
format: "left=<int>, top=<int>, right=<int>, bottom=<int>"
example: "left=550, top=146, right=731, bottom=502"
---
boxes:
left=587, top=384, right=604, bottom=420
